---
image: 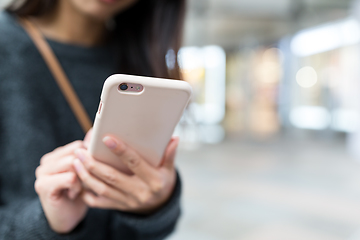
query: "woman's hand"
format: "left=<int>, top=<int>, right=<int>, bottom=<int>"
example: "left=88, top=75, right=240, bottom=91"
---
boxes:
left=35, top=141, right=88, bottom=234
left=73, top=136, right=179, bottom=214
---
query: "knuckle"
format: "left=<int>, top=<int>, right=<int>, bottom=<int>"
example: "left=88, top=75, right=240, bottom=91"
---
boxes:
left=57, top=145, right=65, bottom=151
left=48, top=186, right=56, bottom=196
left=87, top=161, right=96, bottom=172
left=34, top=179, right=43, bottom=193
left=137, top=190, right=152, bottom=205
left=67, top=173, right=77, bottom=184
left=35, top=166, right=42, bottom=178
left=85, top=197, right=97, bottom=208
left=150, top=179, right=165, bottom=194
left=127, top=199, right=139, bottom=209
left=127, top=157, right=140, bottom=168
left=115, top=144, right=127, bottom=156
left=72, top=140, right=83, bottom=148
left=79, top=172, right=89, bottom=182
left=73, top=140, right=83, bottom=145
left=48, top=186, right=56, bottom=195
left=65, top=156, right=75, bottom=165
left=104, top=171, right=117, bottom=186
left=40, top=154, right=49, bottom=165
left=54, top=145, right=65, bottom=153
left=96, top=186, right=108, bottom=197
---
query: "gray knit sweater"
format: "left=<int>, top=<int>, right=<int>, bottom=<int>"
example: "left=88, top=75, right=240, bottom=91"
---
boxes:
left=0, top=11, right=181, bottom=240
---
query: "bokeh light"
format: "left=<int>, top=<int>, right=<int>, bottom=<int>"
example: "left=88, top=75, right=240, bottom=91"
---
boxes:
left=296, top=66, right=318, bottom=88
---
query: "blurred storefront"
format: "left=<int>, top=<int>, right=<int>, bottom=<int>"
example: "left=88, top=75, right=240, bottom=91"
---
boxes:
left=225, top=47, right=282, bottom=138
left=178, top=13, right=360, bottom=153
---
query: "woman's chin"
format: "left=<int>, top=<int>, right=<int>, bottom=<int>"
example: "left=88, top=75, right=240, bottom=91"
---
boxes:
left=71, top=0, right=137, bottom=20
left=98, top=0, right=119, bottom=4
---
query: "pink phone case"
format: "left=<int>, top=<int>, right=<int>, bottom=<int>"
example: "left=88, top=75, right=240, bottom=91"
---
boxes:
left=89, top=74, right=192, bottom=174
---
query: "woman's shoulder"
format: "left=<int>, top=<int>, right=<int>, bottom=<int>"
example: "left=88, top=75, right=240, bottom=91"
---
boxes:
left=0, top=11, right=29, bottom=51
left=0, top=10, right=39, bottom=75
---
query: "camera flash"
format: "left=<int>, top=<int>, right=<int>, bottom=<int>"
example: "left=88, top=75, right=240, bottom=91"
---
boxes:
left=136, top=86, right=141, bottom=90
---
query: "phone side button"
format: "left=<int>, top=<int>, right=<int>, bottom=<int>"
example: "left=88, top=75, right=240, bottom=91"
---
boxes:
left=97, top=101, right=103, bottom=115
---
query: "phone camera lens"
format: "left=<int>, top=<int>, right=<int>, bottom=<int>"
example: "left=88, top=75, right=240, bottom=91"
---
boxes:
left=119, top=83, right=128, bottom=91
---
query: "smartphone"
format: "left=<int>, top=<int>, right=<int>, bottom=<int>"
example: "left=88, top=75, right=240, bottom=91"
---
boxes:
left=88, top=74, right=192, bottom=174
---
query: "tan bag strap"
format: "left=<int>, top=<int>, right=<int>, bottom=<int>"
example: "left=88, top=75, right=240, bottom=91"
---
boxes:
left=18, top=17, right=92, bottom=134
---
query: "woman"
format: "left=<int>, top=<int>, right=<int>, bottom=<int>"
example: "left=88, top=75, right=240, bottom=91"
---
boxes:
left=0, top=0, right=185, bottom=239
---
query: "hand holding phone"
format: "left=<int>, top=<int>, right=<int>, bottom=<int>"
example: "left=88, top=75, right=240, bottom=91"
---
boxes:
left=72, top=74, right=191, bottom=213
left=73, top=133, right=179, bottom=214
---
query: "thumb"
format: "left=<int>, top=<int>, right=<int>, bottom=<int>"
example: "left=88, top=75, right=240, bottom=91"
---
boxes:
left=161, top=137, right=179, bottom=169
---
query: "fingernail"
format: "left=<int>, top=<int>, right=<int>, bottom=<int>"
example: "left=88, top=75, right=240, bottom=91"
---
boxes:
left=73, top=159, right=83, bottom=172
left=103, top=136, right=117, bottom=149
left=75, top=149, right=86, bottom=163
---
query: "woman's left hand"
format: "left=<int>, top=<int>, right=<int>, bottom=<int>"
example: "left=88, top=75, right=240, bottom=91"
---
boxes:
left=73, top=136, right=179, bottom=214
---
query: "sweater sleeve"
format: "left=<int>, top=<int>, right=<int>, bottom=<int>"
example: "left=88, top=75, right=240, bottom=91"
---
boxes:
left=0, top=198, right=111, bottom=240
left=0, top=173, right=181, bottom=240
left=0, top=198, right=55, bottom=240
left=109, top=172, right=182, bottom=240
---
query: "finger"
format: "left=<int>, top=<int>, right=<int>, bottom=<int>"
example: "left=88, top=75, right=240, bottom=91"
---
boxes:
left=81, top=190, right=130, bottom=210
left=40, top=140, right=84, bottom=165
left=102, top=136, right=159, bottom=184
left=51, top=140, right=84, bottom=158
left=35, top=172, right=81, bottom=200
left=161, top=137, right=179, bottom=170
left=67, top=188, right=80, bottom=200
left=36, top=155, right=76, bottom=177
left=73, top=159, right=128, bottom=203
left=75, top=149, right=138, bottom=194
left=83, top=128, right=93, bottom=149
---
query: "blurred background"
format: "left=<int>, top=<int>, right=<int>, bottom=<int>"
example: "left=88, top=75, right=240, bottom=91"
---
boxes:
left=2, top=0, right=360, bottom=239
left=172, top=0, right=360, bottom=239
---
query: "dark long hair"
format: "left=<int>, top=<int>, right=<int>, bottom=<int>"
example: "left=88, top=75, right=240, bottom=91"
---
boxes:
left=7, top=0, right=185, bottom=79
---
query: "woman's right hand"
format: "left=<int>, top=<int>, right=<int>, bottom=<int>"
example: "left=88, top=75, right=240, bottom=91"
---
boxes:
left=35, top=140, right=88, bottom=234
